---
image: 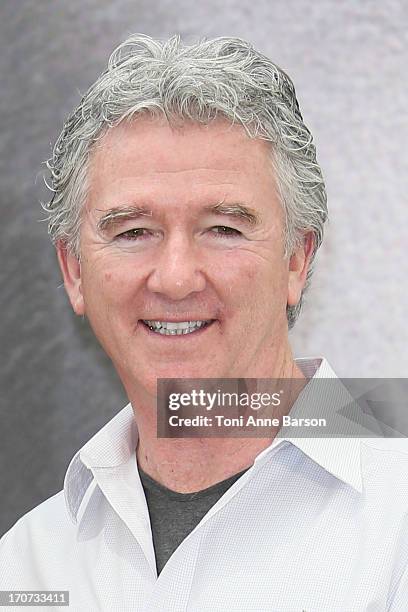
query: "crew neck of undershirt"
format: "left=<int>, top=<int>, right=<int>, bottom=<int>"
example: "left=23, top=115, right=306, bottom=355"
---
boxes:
left=137, top=465, right=250, bottom=502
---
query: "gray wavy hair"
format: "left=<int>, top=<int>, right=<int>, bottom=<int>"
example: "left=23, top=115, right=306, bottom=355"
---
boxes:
left=44, top=33, right=328, bottom=329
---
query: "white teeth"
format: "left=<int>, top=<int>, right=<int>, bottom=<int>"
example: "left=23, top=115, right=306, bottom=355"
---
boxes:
left=142, top=320, right=211, bottom=335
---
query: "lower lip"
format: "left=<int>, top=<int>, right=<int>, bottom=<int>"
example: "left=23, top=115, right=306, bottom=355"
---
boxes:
left=139, top=320, right=216, bottom=339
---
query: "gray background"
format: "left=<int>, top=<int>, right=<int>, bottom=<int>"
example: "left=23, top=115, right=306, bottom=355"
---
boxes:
left=1, top=0, right=407, bottom=537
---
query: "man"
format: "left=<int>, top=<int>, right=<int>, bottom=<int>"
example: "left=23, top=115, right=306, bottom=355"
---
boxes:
left=1, top=33, right=407, bottom=611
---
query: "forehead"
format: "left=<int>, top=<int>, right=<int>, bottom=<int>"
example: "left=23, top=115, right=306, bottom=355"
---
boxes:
left=86, top=114, right=279, bottom=214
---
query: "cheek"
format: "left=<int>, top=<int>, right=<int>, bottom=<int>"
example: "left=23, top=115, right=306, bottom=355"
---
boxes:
left=82, top=261, right=134, bottom=312
left=226, top=255, right=289, bottom=318
left=227, top=251, right=286, bottom=291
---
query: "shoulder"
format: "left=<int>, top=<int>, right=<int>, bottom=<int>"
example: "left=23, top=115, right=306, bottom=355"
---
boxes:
left=360, top=438, right=408, bottom=501
left=1, top=489, right=73, bottom=542
left=361, top=437, right=408, bottom=464
left=0, top=490, right=76, bottom=588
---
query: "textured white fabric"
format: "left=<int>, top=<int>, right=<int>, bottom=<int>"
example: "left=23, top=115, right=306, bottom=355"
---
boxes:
left=1, top=358, right=408, bottom=611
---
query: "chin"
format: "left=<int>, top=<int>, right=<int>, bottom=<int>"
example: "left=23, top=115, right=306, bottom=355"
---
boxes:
left=156, top=365, right=211, bottom=380
left=138, top=363, right=217, bottom=391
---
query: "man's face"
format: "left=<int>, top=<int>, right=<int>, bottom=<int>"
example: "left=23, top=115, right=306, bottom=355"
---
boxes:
left=58, top=116, right=310, bottom=397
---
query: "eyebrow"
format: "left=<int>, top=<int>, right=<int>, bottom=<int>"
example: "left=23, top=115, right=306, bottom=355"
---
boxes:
left=96, top=201, right=261, bottom=233
left=203, top=202, right=260, bottom=226
left=96, top=206, right=153, bottom=232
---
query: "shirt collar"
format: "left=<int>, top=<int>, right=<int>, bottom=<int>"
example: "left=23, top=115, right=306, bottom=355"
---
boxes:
left=63, top=404, right=137, bottom=523
left=64, top=357, right=362, bottom=523
left=257, top=357, right=363, bottom=493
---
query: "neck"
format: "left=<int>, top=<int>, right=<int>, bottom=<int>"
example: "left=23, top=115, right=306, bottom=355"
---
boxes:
left=131, top=348, right=305, bottom=493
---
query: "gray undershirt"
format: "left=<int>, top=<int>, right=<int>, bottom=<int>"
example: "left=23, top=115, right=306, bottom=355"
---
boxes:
left=138, top=466, right=249, bottom=575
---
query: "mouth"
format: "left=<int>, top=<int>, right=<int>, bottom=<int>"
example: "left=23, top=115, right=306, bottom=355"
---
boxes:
left=140, top=319, right=215, bottom=336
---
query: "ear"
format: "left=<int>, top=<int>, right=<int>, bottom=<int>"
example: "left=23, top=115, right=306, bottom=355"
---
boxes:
left=287, top=232, right=315, bottom=307
left=56, top=241, right=85, bottom=316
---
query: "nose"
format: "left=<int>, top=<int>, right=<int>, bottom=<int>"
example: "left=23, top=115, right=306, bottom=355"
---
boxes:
left=146, top=232, right=206, bottom=300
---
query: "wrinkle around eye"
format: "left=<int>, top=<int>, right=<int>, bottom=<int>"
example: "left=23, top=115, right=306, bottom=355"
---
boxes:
left=115, top=228, right=157, bottom=240
left=209, top=225, right=243, bottom=238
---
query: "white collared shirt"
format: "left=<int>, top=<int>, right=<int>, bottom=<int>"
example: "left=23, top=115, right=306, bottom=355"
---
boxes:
left=1, top=358, right=408, bottom=611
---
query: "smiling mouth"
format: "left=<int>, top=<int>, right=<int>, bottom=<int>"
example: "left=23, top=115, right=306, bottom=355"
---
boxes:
left=141, top=320, right=214, bottom=336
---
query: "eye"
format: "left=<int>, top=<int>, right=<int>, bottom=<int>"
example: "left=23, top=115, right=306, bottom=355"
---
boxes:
left=116, top=228, right=151, bottom=240
left=210, top=226, right=242, bottom=238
